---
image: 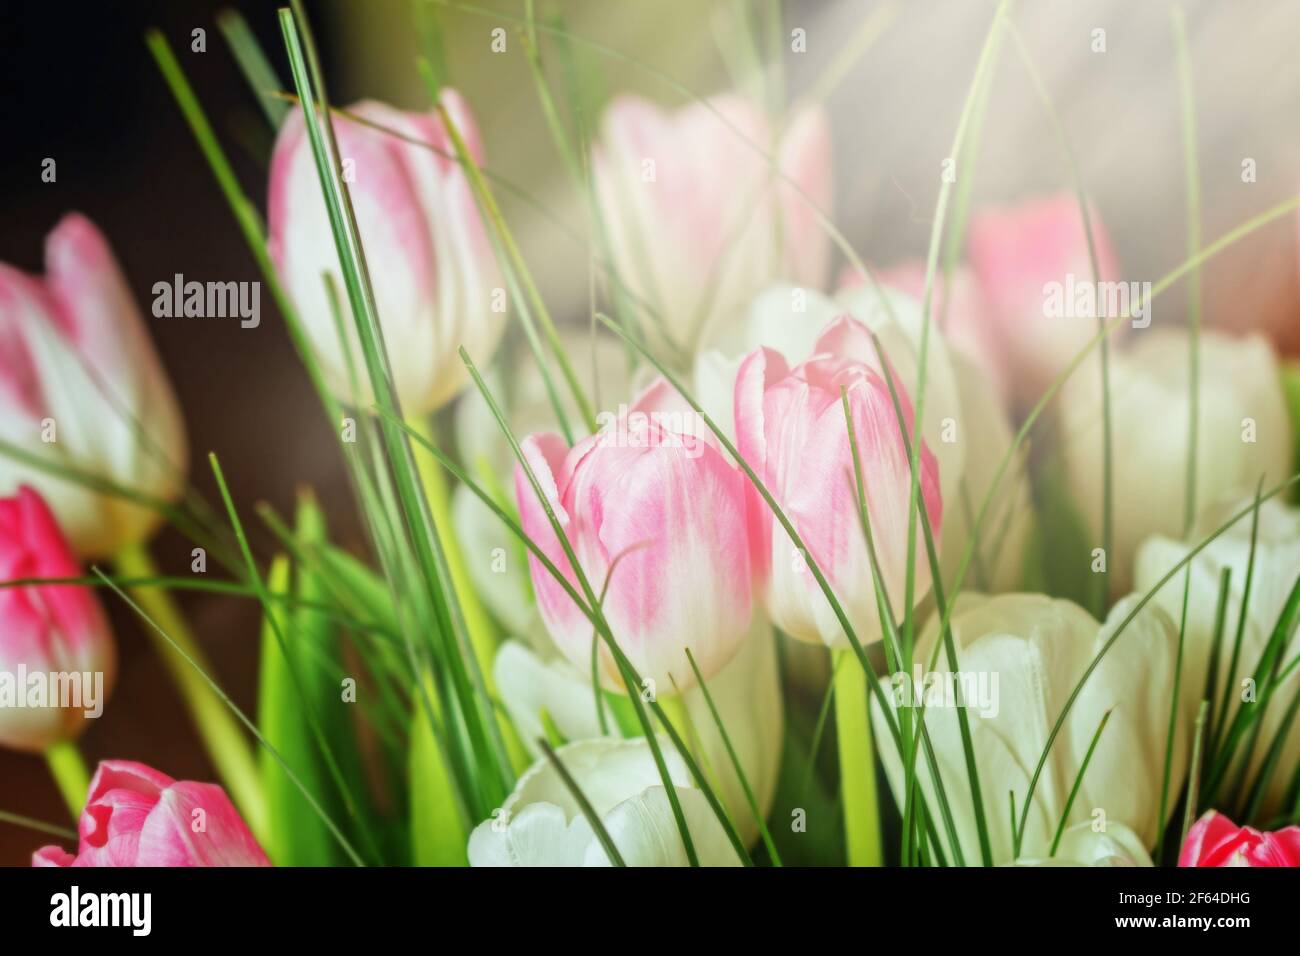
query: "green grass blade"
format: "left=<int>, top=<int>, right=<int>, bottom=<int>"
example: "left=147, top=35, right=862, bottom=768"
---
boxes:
left=1049, top=709, right=1111, bottom=857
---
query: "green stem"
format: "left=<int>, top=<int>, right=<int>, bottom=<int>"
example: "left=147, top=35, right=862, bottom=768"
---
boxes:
left=112, top=541, right=267, bottom=839
left=405, top=415, right=529, bottom=775
left=44, top=740, right=91, bottom=820
left=835, top=648, right=882, bottom=866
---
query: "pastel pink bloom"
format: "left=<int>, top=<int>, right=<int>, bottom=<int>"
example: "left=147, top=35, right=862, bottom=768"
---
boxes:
left=593, top=94, right=832, bottom=355
left=967, top=193, right=1121, bottom=405
left=515, top=379, right=753, bottom=693
left=862, top=260, right=1010, bottom=405
left=268, top=92, right=504, bottom=414
left=1179, top=811, right=1300, bottom=867
left=735, top=316, right=942, bottom=647
left=0, top=487, right=115, bottom=752
left=0, top=214, right=187, bottom=557
left=33, top=760, right=271, bottom=867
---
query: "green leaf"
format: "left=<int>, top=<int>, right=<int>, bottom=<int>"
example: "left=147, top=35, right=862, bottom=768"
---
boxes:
left=409, top=671, right=468, bottom=866
left=258, top=496, right=369, bottom=865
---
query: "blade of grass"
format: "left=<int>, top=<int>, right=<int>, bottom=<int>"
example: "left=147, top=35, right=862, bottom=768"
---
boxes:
left=1179, top=700, right=1211, bottom=850
left=216, top=8, right=289, bottom=127
left=1048, top=709, right=1111, bottom=857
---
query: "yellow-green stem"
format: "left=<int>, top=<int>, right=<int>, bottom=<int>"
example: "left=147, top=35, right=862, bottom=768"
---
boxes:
left=405, top=414, right=529, bottom=774
left=112, top=541, right=267, bottom=839
left=835, top=649, right=882, bottom=866
left=44, top=739, right=90, bottom=820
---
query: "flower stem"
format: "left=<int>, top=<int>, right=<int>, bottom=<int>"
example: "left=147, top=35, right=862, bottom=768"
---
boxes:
left=835, top=648, right=882, bottom=866
left=112, top=541, right=267, bottom=839
left=44, top=740, right=90, bottom=820
left=405, top=414, right=529, bottom=774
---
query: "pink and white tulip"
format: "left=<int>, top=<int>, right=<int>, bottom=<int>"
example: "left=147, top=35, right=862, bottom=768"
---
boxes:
left=268, top=92, right=504, bottom=414
left=0, top=214, right=187, bottom=557
left=967, top=193, right=1121, bottom=405
left=593, top=94, right=832, bottom=356
left=1179, top=811, right=1300, bottom=867
left=0, top=487, right=115, bottom=752
left=514, top=380, right=752, bottom=693
left=33, top=760, right=271, bottom=867
left=735, top=316, right=942, bottom=647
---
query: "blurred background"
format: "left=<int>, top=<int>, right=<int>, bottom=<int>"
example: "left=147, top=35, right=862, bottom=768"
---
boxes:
left=1, top=0, right=1297, bottom=864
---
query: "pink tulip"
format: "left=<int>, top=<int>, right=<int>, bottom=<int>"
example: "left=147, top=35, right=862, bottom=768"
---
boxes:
left=593, top=94, right=832, bottom=355
left=0, top=486, right=115, bottom=752
left=515, top=380, right=752, bottom=693
left=735, top=316, right=942, bottom=647
left=1179, top=811, right=1300, bottom=867
left=33, top=760, right=270, bottom=867
left=0, top=214, right=187, bottom=557
left=268, top=91, right=504, bottom=414
left=967, top=193, right=1121, bottom=405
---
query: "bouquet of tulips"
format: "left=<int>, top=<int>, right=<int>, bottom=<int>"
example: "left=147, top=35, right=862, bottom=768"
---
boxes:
left=2, top=0, right=1299, bottom=872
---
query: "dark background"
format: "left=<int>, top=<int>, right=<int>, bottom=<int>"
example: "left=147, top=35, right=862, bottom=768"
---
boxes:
left=0, top=0, right=358, bottom=864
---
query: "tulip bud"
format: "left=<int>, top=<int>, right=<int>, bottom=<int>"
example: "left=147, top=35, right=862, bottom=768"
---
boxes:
left=873, top=593, right=1193, bottom=864
left=1179, top=811, right=1300, bottom=867
left=968, top=193, right=1121, bottom=405
left=268, top=92, right=504, bottom=414
left=1063, top=328, right=1291, bottom=593
left=0, top=487, right=115, bottom=752
left=593, top=95, right=831, bottom=356
left=514, top=379, right=752, bottom=694
left=468, top=737, right=740, bottom=866
left=1135, top=497, right=1300, bottom=819
left=734, top=315, right=942, bottom=647
left=0, top=214, right=187, bottom=558
left=33, top=759, right=270, bottom=866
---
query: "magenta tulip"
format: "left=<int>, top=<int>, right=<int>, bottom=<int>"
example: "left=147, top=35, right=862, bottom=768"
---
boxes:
left=1179, top=811, right=1300, bottom=867
left=33, top=760, right=270, bottom=867
left=0, top=486, right=115, bottom=752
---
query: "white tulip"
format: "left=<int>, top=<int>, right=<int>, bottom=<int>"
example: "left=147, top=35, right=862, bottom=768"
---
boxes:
left=871, top=593, right=1193, bottom=865
left=1060, top=328, right=1290, bottom=593
left=1134, top=496, right=1300, bottom=819
left=1011, top=821, right=1153, bottom=867
left=467, top=737, right=741, bottom=866
left=492, top=615, right=783, bottom=847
